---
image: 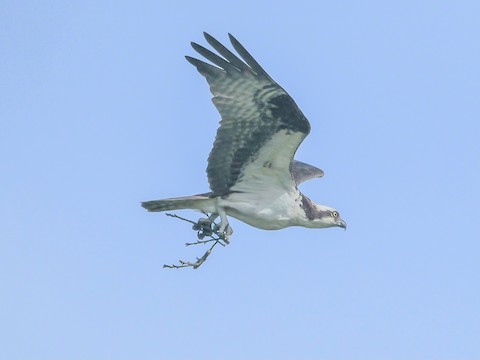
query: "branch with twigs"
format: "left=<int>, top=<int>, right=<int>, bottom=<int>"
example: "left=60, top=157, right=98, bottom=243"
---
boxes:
left=162, top=212, right=231, bottom=269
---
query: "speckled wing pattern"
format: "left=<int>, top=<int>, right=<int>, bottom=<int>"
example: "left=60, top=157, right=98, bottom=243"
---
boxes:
left=186, top=33, right=311, bottom=196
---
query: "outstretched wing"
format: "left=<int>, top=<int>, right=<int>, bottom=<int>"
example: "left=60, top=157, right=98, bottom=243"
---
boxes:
left=291, top=160, right=324, bottom=185
left=187, top=33, right=311, bottom=196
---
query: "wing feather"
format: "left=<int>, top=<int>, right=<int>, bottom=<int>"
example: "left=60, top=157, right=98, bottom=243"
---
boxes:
left=185, top=56, right=224, bottom=79
left=190, top=42, right=241, bottom=74
left=203, top=32, right=252, bottom=73
left=228, top=33, right=272, bottom=80
left=291, top=160, right=324, bottom=185
left=188, top=33, right=311, bottom=195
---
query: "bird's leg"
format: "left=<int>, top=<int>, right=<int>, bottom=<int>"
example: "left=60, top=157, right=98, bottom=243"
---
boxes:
left=191, top=213, right=218, bottom=239
left=214, top=208, right=233, bottom=243
left=191, top=212, right=232, bottom=244
left=163, top=211, right=233, bottom=269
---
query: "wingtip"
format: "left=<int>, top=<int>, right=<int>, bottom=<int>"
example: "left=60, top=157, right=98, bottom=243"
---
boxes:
left=204, top=32, right=223, bottom=49
left=203, top=31, right=213, bottom=41
left=184, top=55, right=196, bottom=65
left=202, top=32, right=239, bottom=46
left=190, top=42, right=203, bottom=52
left=190, top=41, right=199, bottom=49
left=228, top=33, right=238, bottom=44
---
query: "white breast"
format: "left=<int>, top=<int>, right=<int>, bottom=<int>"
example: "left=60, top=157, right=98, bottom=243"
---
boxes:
left=218, top=188, right=304, bottom=230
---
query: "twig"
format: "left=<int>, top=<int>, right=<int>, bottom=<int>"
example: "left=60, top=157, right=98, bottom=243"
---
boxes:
left=163, top=241, right=220, bottom=269
left=163, top=212, right=231, bottom=269
left=186, top=237, right=226, bottom=247
left=166, top=213, right=197, bottom=225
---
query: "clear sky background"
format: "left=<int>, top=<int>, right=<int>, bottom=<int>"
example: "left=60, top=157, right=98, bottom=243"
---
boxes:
left=1, top=1, right=479, bottom=359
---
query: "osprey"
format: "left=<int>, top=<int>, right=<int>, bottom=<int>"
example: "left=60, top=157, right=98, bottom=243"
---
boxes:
left=142, top=33, right=346, bottom=267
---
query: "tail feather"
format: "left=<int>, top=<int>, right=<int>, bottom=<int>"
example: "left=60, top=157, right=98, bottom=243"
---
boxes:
left=141, top=194, right=215, bottom=213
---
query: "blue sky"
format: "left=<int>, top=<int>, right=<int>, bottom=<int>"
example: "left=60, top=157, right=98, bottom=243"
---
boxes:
left=1, top=1, right=479, bottom=359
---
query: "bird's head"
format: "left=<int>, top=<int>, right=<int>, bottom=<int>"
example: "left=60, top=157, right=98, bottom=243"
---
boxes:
left=315, top=205, right=347, bottom=229
left=300, top=196, right=347, bottom=229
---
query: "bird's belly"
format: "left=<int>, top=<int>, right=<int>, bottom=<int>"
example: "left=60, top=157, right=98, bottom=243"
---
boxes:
left=219, top=191, right=301, bottom=230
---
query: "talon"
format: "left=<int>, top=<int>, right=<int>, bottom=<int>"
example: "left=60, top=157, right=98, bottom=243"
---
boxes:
left=225, top=225, right=233, bottom=237
left=197, top=218, right=212, bottom=227
left=217, top=224, right=233, bottom=242
left=193, top=217, right=214, bottom=236
left=202, top=228, right=213, bottom=236
left=163, top=212, right=227, bottom=269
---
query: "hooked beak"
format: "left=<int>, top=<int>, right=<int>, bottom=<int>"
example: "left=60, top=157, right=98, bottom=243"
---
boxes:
left=337, top=219, right=347, bottom=230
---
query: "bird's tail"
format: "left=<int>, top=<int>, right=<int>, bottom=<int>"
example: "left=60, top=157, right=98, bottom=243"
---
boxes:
left=141, top=193, right=215, bottom=213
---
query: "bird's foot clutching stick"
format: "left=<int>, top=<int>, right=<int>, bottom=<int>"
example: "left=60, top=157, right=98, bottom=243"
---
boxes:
left=163, top=213, right=233, bottom=269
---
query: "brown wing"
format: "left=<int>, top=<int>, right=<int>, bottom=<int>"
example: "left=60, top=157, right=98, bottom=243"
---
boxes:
left=187, top=33, right=311, bottom=196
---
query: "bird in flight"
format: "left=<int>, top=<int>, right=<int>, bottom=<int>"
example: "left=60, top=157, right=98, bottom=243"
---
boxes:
left=142, top=33, right=346, bottom=268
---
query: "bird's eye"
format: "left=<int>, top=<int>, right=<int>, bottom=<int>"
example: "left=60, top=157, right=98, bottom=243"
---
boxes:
left=332, top=211, right=339, bottom=219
